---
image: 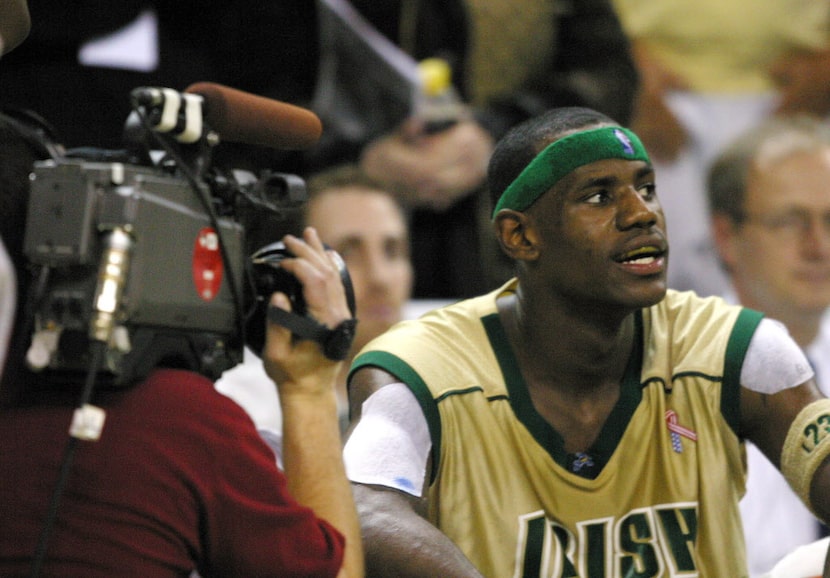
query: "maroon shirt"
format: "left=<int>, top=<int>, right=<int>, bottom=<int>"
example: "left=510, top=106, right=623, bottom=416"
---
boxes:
left=0, top=368, right=344, bottom=577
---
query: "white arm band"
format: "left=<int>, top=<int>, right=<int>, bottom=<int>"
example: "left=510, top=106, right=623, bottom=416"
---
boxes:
left=343, top=382, right=431, bottom=497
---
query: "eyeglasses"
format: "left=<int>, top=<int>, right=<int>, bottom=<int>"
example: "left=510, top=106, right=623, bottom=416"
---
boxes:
left=740, top=209, right=830, bottom=240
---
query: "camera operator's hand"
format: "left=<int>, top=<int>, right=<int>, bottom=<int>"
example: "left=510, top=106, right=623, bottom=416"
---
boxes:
left=261, top=226, right=364, bottom=578
left=261, top=227, right=353, bottom=394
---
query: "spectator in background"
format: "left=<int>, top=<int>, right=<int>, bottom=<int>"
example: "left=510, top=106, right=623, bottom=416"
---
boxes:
left=320, top=0, right=639, bottom=298
left=612, top=0, right=830, bottom=297
left=0, top=0, right=30, bottom=56
left=707, top=114, right=830, bottom=576
left=217, top=163, right=414, bottom=434
left=304, top=165, right=415, bottom=368
left=0, top=112, right=363, bottom=578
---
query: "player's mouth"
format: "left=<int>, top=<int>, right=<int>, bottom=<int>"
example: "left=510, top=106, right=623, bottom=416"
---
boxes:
left=615, top=245, right=667, bottom=274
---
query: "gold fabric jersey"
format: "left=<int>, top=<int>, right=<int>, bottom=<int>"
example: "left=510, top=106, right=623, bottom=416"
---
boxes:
left=351, top=281, right=764, bottom=577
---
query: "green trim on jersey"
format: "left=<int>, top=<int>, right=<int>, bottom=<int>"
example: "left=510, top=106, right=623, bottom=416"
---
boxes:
left=353, top=311, right=644, bottom=480
left=723, top=307, right=765, bottom=435
left=351, top=293, right=765, bottom=483
left=482, top=311, right=646, bottom=476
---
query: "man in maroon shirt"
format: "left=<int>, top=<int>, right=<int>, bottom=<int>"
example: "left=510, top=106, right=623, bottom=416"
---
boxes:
left=0, top=114, right=363, bottom=577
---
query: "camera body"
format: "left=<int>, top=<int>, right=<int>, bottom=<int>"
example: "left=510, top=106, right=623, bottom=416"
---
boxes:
left=21, top=125, right=308, bottom=386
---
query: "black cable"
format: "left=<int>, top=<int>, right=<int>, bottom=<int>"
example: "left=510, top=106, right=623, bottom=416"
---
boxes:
left=30, top=340, right=106, bottom=578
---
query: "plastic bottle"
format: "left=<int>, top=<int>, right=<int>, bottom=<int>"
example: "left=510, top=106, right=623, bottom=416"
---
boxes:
left=415, top=57, right=467, bottom=133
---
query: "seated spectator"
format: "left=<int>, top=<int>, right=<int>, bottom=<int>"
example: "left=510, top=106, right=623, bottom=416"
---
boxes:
left=217, top=163, right=414, bottom=433
left=707, top=114, right=830, bottom=576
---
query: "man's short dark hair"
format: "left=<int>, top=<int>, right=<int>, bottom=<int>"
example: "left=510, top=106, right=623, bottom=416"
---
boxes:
left=303, top=163, right=407, bottom=226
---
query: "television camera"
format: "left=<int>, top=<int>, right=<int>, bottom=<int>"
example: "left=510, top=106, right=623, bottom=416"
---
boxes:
left=20, top=83, right=348, bottom=388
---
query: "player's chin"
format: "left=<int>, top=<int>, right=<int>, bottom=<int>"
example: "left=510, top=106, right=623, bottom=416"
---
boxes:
left=619, top=277, right=668, bottom=308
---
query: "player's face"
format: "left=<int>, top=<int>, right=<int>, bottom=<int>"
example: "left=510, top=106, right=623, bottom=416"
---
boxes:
left=723, top=148, right=830, bottom=316
left=525, top=157, right=668, bottom=309
left=306, top=187, right=413, bottom=353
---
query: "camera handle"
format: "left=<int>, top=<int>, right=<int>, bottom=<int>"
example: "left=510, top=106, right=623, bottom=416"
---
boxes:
left=266, top=305, right=357, bottom=361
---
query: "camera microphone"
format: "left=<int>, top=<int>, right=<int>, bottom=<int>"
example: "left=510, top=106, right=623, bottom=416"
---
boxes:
left=185, top=82, right=323, bottom=150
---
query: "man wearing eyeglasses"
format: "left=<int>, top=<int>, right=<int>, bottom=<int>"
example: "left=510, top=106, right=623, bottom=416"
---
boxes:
left=708, top=114, right=830, bottom=577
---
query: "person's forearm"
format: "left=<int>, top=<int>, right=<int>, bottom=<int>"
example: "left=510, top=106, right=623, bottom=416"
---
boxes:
left=810, top=456, right=830, bottom=528
left=353, top=487, right=483, bottom=578
left=363, top=519, right=482, bottom=577
left=281, top=386, right=364, bottom=578
left=0, top=0, right=30, bottom=55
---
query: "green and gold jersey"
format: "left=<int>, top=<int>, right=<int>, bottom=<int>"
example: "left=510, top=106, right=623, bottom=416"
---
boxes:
left=352, top=281, right=764, bottom=577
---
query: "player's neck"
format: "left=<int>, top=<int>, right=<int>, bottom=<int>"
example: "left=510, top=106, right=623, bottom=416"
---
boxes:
left=499, top=291, right=635, bottom=389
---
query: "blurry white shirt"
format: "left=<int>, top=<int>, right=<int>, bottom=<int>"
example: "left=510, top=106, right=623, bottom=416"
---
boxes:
left=761, top=536, right=830, bottom=578
left=215, top=347, right=282, bottom=431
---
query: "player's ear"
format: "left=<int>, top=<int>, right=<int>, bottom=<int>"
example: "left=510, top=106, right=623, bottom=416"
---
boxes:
left=711, top=213, right=740, bottom=273
left=493, top=209, right=539, bottom=261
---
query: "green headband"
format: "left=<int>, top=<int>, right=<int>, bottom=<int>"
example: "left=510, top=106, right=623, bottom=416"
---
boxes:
left=492, top=126, right=650, bottom=218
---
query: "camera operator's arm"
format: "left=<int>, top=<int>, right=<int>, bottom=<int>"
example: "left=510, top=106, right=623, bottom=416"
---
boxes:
left=0, top=0, right=30, bottom=55
left=261, top=227, right=364, bottom=578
